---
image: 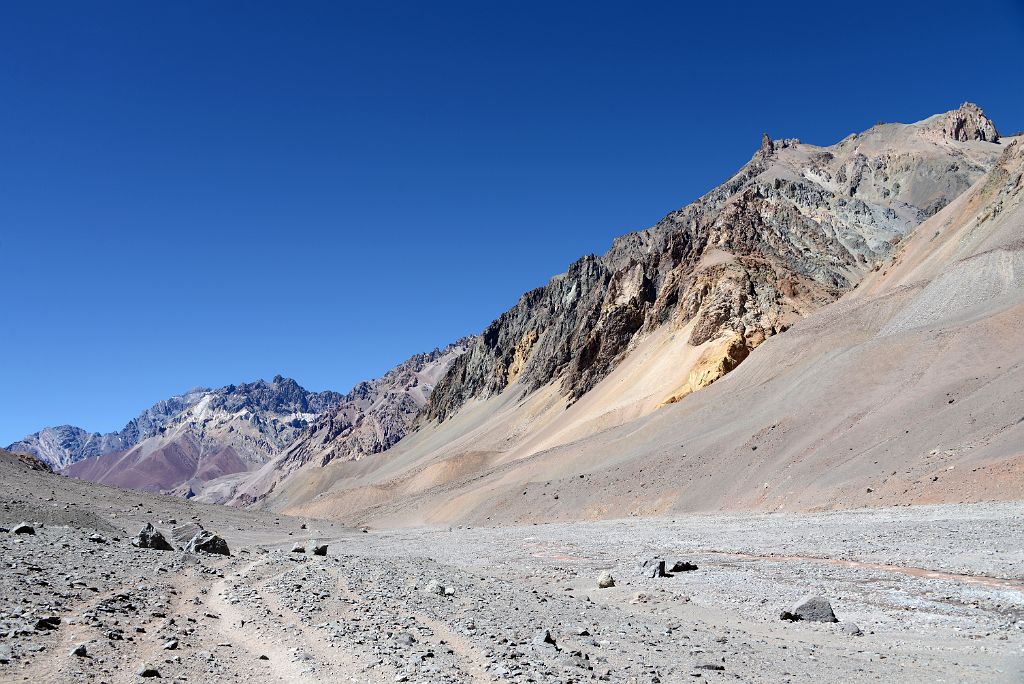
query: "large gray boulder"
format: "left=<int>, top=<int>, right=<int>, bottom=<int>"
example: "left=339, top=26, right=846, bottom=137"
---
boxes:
left=780, top=595, right=838, bottom=623
left=132, top=523, right=173, bottom=551
left=11, top=522, right=35, bottom=535
left=184, top=530, right=230, bottom=556
left=637, top=558, right=667, bottom=578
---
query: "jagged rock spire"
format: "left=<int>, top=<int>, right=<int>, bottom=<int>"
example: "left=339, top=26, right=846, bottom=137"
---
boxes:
left=760, top=132, right=775, bottom=157
left=940, top=103, right=999, bottom=143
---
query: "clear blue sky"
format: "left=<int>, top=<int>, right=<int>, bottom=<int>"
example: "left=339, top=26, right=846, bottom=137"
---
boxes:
left=2, top=0, right=1022, bottom=443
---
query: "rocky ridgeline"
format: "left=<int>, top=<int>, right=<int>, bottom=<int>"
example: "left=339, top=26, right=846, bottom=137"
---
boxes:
left=423, top=105, right=1003, bottom=420
left=6, top=388, right=209, bottom=470
left=199, top=339, right=472, bottom=506
left=282, top=338, right=472, bottom=467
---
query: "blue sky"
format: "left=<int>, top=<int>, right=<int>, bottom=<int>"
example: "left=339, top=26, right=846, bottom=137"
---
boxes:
left=2, top=0, right=1023, bottom=443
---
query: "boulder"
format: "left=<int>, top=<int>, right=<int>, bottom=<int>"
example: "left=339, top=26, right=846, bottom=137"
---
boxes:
left=780, top=595, right=838, bottom=623
left=11, top=522, right=35, bottom=535
left=184, top=530, right=230, bottom=556
left=132, top=523, right=173, bottom=551
left=596, top=571, right=615, bottom=588
left=637, top=558, right=667, bottom=578
left=669, top=560, right=698, bottom=572
left=311, top=542, right=328, bottom=556
left=290, top=542, right=305, bottom=553
left=138, top=663, right=160, bottom=678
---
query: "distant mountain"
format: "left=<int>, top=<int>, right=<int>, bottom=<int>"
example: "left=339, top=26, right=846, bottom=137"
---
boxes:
left=6, top=387, right=209, bottom=470
left=195, top=339, right=472, bottom=505
left=61, top=376, right=343, bottom=494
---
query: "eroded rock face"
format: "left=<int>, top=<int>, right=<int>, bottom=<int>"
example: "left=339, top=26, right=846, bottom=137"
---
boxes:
left=939, top=102, right=999, bottom=143
left=423, top=106, right=1003, bottom=422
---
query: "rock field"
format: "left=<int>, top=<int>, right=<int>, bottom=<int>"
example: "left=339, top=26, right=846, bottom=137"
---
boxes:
left=0, top=455, right=1021, bottom=683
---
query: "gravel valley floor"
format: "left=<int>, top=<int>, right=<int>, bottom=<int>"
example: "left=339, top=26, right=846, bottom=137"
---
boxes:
left=0, top=457, right=1021, bottom=683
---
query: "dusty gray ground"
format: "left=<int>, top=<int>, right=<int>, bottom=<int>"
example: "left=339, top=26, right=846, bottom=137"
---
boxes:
left=0, top=457, right=1021, bottom=683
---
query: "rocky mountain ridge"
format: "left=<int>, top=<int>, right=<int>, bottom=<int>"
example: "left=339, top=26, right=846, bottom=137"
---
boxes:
left=60, top=376, right=345, bottom=494
left=195, top=338, right=472, bottom=505
left=422, top=104, right=1003, bottom=423
left=6, top=387, right=209, bottom=470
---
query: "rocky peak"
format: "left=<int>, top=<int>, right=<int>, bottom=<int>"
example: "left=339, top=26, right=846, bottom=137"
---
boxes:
left=939, top=102, right=999, bottom=143
left=422, top=110, right=1005, bottom=423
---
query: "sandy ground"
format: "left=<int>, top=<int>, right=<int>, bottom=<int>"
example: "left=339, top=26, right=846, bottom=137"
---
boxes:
left=1, top=456, right=1021, bottom=683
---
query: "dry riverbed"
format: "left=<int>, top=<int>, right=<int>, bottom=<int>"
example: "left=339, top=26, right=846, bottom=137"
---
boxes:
left=0, top=458, right=1021, bottom=683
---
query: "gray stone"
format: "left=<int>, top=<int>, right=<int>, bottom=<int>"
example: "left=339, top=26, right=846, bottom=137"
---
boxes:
left=638, top=558, right=667, bottom=578
left=291, top=542, right=305, bottom=553
left=11, top=522, right=34, bottom=535
left=34, top=616, right=61, bottom=631
left=132, top=523, right=173, bottom=551
left=532, top=629, right=558, bottom=650
left=669, top=560, right=698, bottom=572
left=840, top=622, right=863, bottom=636
left=185, top=530, right=230, bottom=556
left=138, top=662, right=160, bottom=677
left=781, top=595, right=838, bottom=623
left=597, top=571, right=615, bottom=588
left=71, top=643, right=88, bottom=657
left=311, top=542, right=328, bottom=556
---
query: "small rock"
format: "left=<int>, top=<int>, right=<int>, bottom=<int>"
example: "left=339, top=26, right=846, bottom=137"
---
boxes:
left=669, top=560, right=698, bottom=572
left=781, top=595, right=838, bottom=623
left=137, top=663, right=160, bottom=677
left=532, top=629, right=558, bottom=650
left=839, top=622, right=863, bottom=636
left=162, top=639, right=179, bottom=650
left=0, top=644, right=11, bottom=663
left=71, top=643, right=88, bottom=657
left=88, top=533, right=107, bottom=544
left=311, top=542, right=328, bottom=556
left=291, top=542, right=305, bottom=553
left=597, top=571, right=615, bottom=588
left=34, top=616, right=61, bottom=631
left=11, top=522, right=35, bottom=535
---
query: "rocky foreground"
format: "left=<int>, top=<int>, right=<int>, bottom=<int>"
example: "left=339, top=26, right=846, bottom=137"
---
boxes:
left=0, top=454, right=1021, bottom=683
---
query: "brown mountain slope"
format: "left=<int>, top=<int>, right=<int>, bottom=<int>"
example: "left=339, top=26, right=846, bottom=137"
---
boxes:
left=261, top=118, right=1022, bottom=527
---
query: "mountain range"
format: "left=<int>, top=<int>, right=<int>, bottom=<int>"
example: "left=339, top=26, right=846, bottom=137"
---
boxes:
left=8, top=103, right=1022, bottom=525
